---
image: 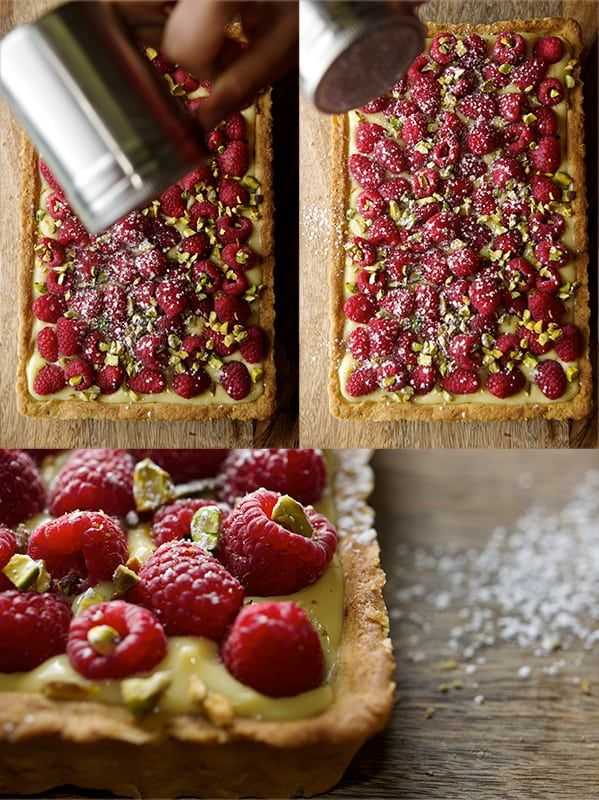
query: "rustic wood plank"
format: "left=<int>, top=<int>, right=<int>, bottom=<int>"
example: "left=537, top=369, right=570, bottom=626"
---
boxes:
left=299, top=0, right=597, bottom=449
left=0, top=0, right=298, bottom=448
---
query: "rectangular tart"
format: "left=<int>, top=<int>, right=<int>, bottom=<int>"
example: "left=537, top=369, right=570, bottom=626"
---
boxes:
left=330, top=18, right=592, bottom=421
left=0, top=450, right=395, bottom=798
left=17, top=55, right=276, bottom=421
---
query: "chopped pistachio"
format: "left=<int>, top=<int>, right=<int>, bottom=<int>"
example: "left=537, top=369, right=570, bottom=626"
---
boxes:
left=2, top=553, right=50, bottom=592
left=566, top=366, right=579, bottom=382
left=565, top=74, right=575, bottom=89
left=72, top=586, right=109, bottom=615
left=190, top=505, right=222, bottom=551
left=133, top=459, right=176, bottom=512
left=271, top=495, right=313, bottom=538
left=112, top=564, right=140, bottom=599
left=121, top=671, right=172, bottom=715
left=87, top=624, right=121, bottom=656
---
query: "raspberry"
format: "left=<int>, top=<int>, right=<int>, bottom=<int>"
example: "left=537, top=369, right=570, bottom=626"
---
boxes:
left=518, top=326, right=552, bottom=356
left=221, top=268, right=248, bottom=296
left=50, top=449, right=135, bottom=517
left=96, top=365, right=124, bottom=394
left=135, top=248, right=167, bottom=279
left=159, top=185, right=186, bottom=217
left=495, top=333, right=521, bottom=363
left=82, top=332, right=106, bottom=367
left=148, top=50, right=175, bottom=73
left=456, top=152, right=487, bottom=180
left=34, top=364, right=65, bottom=395
left=407, top=54, right=440, bottom=83
left=356, top=189, right=385, bottom=220
left=492, top=32, right=525, bottom=64
left=448, top=247, right=480, bottom=278
left=29, top=510, right=128, bottom=587
left=128, top=368, right=167, bottom=394
left=135, top=334, right=167, bottom=371
left=491, top=156, right=524, bottom=188
left=0, top=526, right=17, bottom=591
left=179, top=231, right=210, bottom=257
left=430, top=32, right=457, bottom=64
left=368, top=317, right=401, bottom=358
left=37, top=326, right=58, bottom=362
left=503, top=122, right=534, bottom=155
left=472, top=185, right=496, bottom=215
left=67, top=287, right=103, bottom=320
left=410, top=364, right=437, bottom=395
left=512, top=57, right=548, bottom=90
left=65, top=359, right=94, bottom=391
left=156, top=279, right=189, bottom=317
left=421, top=249, right=450, bottom=283
left=415, top=284, right=440, bottom=323
left=537, top=79, right=566, bottom=111
left=217, top=140, right=249, bottom=176
left=368, top=215, right=401, bottom=247
left=534, top=36, right=564, bottom=64
left=394, top=331, right=418, bottom=367
left=223, top=112, right=247, bottom=140
left=152, top=498, right=230, bottom=546
left=505, top=257, right=536, bottom=291
left=411, top=79, right=440, bottom=115
left=343, top=293, right=377, bottom=323
left=534, top=240, right=569, bottom=268
left=487, top=367, right=526, bottom=398
left=441, top=368, right=480, bottom=395
left=536, top=265, right=562, bottom=294
left=401, top=113, right=428, bottom=146
left=528, top=291, right=565, bottom=324
left=55, top=216, right=89, bottom=247
left=347, top=326, right=370, bottom=361
left=0, top=592, right=71, bottom=672
left=149, top=218, right=181, bottom=250
left=171, top=370, right=209, bottom=398
left=346, top=365, right=377, bottom=396
left=377, top=359, right=408, bottom=391
left=221, top=243, right=257, bottom=271
left=349, top=238, right=376, bottom=267
left=103, top=284, right=127, bottom=321
left=412, top=167, right=439, bottom=198
left=423, top=211, right=459, bottom=246
left=207, top=129, right=226, bottom=152
left=444, top=278, right=470, bottom=309
left=459, top=93, right=496, bottom=121
left=497, top=92, right=527, bottom=122
left=349, top=153, right=385, bottom=191
left=218, top=177, right=249, bottom=208
left=469, top=274, right=503, bottom=315
left=135, top=541, right=243, bottom=638
left=133, top=449, right=227, bottom=482
left=554, top=324, right=583, bottom=362
left=219, top=361, right=251, bottom=399
left=459, top=34, right=487, bottom=67
left=36, top=238, right=66, bottom=270
left=67, top=601, right=166, bottom=680
left=380, top=287, right=415, bottom=321
left=372, top=137, right=407, bottom=175
left=173, top=68, right=199, bottom=94
left=0, top=450, right=45, bottom=529
left=531, top=136, right=561, bottom=173
left=190, top=200, right=218, bottom=227
left=214, top=294, right=251, bottom=325
left=449, top=334, right=481, bottom=370
left=239, top=326, right=268, bottom=363
left=45, top=269, right=74, bottom=296
left=535, top=359, right=567, bottom=399
left=385, top=248, right=412, bottom=281
left=356, top=121, right=386, bottom=153
left=221, top=602, right=323, bottom=697
left=360, top=96, right=387, bottom=113
left=467, top=121, right=498, bottom=155
left=530, top=174, right=561, bottom=204
left=39, top=158, right=63, bottom=192
left=32, top=294, right=65, bottom=323
left=534, top=107, right=558, bottom=136
left=442, top=177, right=472, bottom=203
left=219, top=487, right=336, bottom=595
left=448, top=67, right=476, bottom=98
left=493, top=230, right=524, bottom=257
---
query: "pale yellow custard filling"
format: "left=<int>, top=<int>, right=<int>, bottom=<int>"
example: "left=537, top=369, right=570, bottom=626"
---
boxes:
left=27, top=90, right=267, bottom=407
left=340, top=32, right=582, bottom=406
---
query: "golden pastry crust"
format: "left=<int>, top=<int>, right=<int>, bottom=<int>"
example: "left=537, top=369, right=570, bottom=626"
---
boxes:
left=329, top=18, right=592, bottom=422
left=0, top=451, right=395, bottom=799
left=17, top=92, right=276, bottom=421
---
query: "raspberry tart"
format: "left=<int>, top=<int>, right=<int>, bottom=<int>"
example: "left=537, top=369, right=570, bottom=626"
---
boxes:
left=330, top=18, right=591, bottom=421
left=0, top=449, right=394, bottom=798
left=18, top=49, right=275, bottom=420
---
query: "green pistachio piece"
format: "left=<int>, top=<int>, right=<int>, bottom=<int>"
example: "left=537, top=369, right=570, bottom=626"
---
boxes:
left=2, top=554, right=49, bottom=592
left=271, top=495, right=313, bottom=538
left=133, top=459, right=176, bottom=512
left=241, top=175, right=260, bottom=192
left=566, top=366, right=579, bottom=381
left=190, top=506, right=222, bottom=552
left=72, top=586, right=110, bottom=615
left=121, top=671, right=172, bottom=715
left=112, top=564, right=140, bottom=599
left=87, top=624, right=121, bottom=656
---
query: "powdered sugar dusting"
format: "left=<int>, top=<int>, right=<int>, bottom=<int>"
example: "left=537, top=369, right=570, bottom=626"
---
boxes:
left=334, top=450, right=375, bottom=545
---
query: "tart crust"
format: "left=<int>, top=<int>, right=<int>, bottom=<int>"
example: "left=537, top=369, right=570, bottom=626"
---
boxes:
left=329, top=18, right=592, bottom=421
left=0, top=450, right=395, bottom=799
left=17, top=92, right=276, bottom=421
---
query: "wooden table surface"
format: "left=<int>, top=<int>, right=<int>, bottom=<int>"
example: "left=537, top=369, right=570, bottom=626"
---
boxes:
left=332, top=448, right=599, bottom=798
left=0, top=0, right=298, bottom=449
left=299, top=0, right=598, bottom=449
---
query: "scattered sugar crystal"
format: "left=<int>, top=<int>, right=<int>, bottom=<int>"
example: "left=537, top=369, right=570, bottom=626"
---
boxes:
left=473, top=695, right=485, bottom=705
left=517, top=666, right=532, bottom=680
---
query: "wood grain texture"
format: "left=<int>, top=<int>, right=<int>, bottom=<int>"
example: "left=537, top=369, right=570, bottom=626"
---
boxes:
left=299, top=0, right=598, bottom=449
left=0, top=0, right=298, bottom=448
left=331, top=448, right=599, bottom=798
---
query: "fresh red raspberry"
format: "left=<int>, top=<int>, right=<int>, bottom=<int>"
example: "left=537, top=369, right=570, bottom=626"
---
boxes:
left=135, top=541, right=243, bottom=638
left=405, top=145, right=428, bottom=171
left=441, top=368, right=480, bottom=395
left=45, top=268, right=74, bottom=296
left=355, top=121, right=386, bottom=153
left=496, top=333, right=522, bottom=365
left=34, top=364, right=65, bottom=395
left=217, top=140, right=249, bottom=176
left=0, top=591, right=71, bottom=672
left=190, top=260, right=221, bottom=295
left=356, top=189, right=386, bottom=219
left=412, top=79, right=441, bottom=115
left=171, top=370, right=209, bottom=398
left=216, top=213, right=253, bottom=244
left=493, top=230, right=524, bottom=257
left=535, top=360, right=567, bottom=399
left=410, top=364, right=437, bottom=395
left=207, top=129, right=226, bottom=152
left=219, top=488, right=336, bottom=595
left=447, top=66, right=476, bottom=98
left=444, top=278, right=470, bottom=309
left=36, top=238, right=66, bottom=271
left=534, top=107, right=558, bottom=137
left=512, top=57, right=548, bottom=90
left=359, top=96, right=387, bottom=113
left=534, top=36, right=564, bottom=64
left=376, top=359, right=408, bottom=392
left=222, top=243, right=257, bottom=271
left=430, top=32, right=457, bottom=64
left=347, top=326, right=370, bottom=361
left=65, top=359, right=94, bottom=391
left=171, top=67, right=199, bottom=94
left=379, top=287, right=415, bottom=321
left=531, top=174, right=561, bottom=203
left=67, top=600, right=166, bottom=680
left=413, top=200, right=441, bottom=227
left=503, top=122, right=534, bottom=155
left=222, top=268, right=248, bottom=297
left=0, top=450, right=45, bottom=527
left=346, top=364, right=377, bottom=396
left=102, top=284, right=127, bottom=321
left=55, top=216, right=89, bottom=247
left=368, top=317, right=401, bottom=358
left=32, top=294, right=65, bottom=323
left=29, top=510, right=128, bottom=586
left=135, top=248, right=167, bottom=279
left=82, top=332, right=106, bottom=367
left=343, top=293, right=377, bottom=323
left=469, top=274, right=503, bottom=315
left=491, top=156, right=524, bottom=188
left=368, top=215, right=401, bottom=247
left=110, top=212, right=149, bottom=247
left=503, top=290, right=527, bottom=316
left=148, top=49, right=175, bottom=73
left=412, top=167, right=439, bottom=198
left=442, top=176, right=472, bottom=203
left=449, top=334, right=481, bottom=370
left=554, top=324, right=583, bottom=362
left=49, top=448, right=135, bottom=517
left=67, top=288, right=103, bottom=322
left=487, top=367, right=526, bottom=398
left=128, top=368, right=167, bottom=394
left=0, top=526, right=17, bottom=591
left=497, top=92, right=527, bottom=122
left=95, top=365, right=124, bottom=395
left=459, top=93, right=497, bottom=121
left=349, top=237, right=377, bottom=268
left=534, top=240, right=569, bottom=268
left=239, top=326, right=268, bottom=363
left=530, top=211, right=565, bottom=242
left=528, top=291, right=565, bottom=324
left=37, top=326, right=58, bottom=362
left=393, top=331, right=417, bottom=367
left=422, top=211, right=459, bottom=246
left=152, top=498, right=230, bottom=547
left=156, top=279, right=189, bottom=317
left=348, top=153, right=385, bottom=190
left=415, top=284, right=440, bottom=324
left=421, top=249, right=450, bottom=283
left=385, top=248, right=412, bottom=281
left=135, top=334, right=167, bottom=371
left=218, top=177, right=249, bottom=208
left=456, top=152, right=488, bottom=180
left=160, top=185, right=186, bottom=217
left=504, top=257, right=536, bottom=291
left=407, top=54, right=440, bottom=83
left=536, top=265, right=562, bottom=295
left=133, top=449, right=227, bottom=482
left=385, top=95, right=415, bottom=118
left=518, top=326, right=552, bottom=356
left=372, top=137, right=407, bottom=175
left=458, top=33, right=487, bottom=67
left=149, top=218, right=182, bottom=250
left=472, top=185, right=497, bottom=215
left=493, top=31, right=526, bottom=64
left=221, top=602, right=323, bottom=697
left=39, top=158, right=63, bottom=192
left=531, top=136, right=561, bottom=173
left=223, top=112, right=247, bottom=140
left=537, top=78, right=565, bottom=107
left=401, top=113, right=428, bottom=146
left=448, top=247, right=480, bottom=278
left=467, top=121, right=498, bottom=155
left=218, top=361, right=250, bottom=399
left=179, top=232, right=211, bottom=258
left=213, top=294, right=249, bottom=326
